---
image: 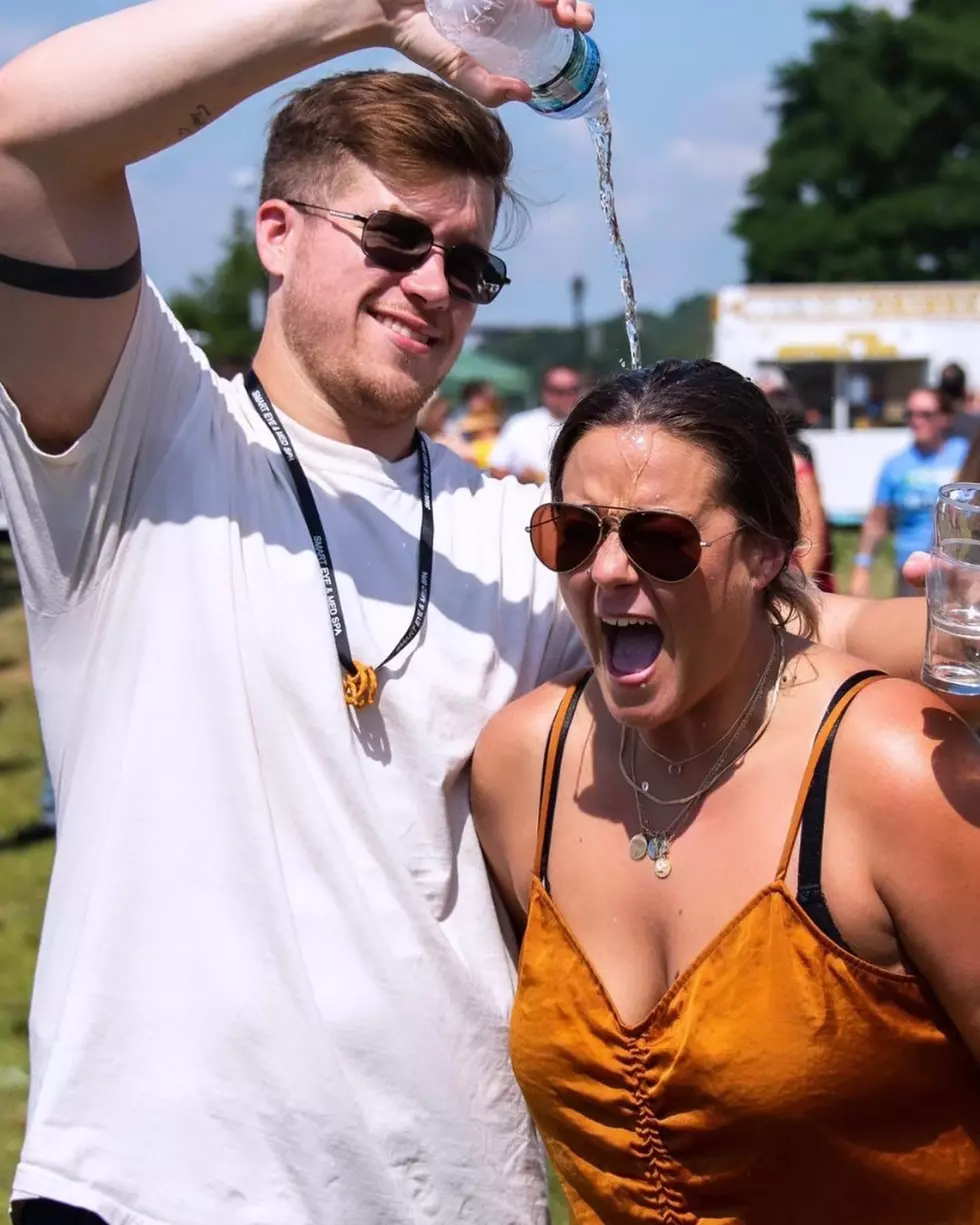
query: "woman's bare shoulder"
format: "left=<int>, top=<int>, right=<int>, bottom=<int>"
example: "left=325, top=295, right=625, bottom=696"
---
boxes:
left=471, top=671, right=590, bottom=922
left=477, top=671, right=588, bottom=758
left=799, top=638, right=980, bottom=821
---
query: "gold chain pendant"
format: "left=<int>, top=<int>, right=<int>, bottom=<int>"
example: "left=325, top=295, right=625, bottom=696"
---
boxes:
left=343, top=661, right=379, bottom=709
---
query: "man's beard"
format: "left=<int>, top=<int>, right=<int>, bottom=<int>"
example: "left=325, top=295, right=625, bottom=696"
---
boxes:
left=282, top=290, right=442, bottom=432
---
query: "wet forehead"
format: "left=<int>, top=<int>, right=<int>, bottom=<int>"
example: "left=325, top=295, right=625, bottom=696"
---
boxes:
left=562, top=425, right=723, bottom=519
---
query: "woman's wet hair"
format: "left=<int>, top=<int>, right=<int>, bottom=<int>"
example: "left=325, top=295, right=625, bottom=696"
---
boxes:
left=549, top=359, right=818, bottom=638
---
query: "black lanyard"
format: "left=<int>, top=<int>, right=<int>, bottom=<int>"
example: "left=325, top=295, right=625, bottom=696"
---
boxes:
left=244, top=370, right=434, bottom=709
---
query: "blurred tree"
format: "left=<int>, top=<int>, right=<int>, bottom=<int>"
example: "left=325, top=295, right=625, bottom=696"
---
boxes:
left=733, top=0, right=980, bottom=282
left=169, top=208, right=266, bottom=366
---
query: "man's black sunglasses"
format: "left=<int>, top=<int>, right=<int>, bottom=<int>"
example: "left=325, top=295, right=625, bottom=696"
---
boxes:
left=284, top=201, right=510, bottom=306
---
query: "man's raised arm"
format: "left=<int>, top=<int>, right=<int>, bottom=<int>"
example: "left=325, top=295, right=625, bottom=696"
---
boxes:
left=817, top=587, right=980, bottom=724
left=0, top=0, right=590, bottom=451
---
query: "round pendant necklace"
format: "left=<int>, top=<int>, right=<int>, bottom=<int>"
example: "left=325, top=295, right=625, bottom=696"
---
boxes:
left=618, top=630, right=782, bottom=807
left=625, top=631, right=785, bottom=878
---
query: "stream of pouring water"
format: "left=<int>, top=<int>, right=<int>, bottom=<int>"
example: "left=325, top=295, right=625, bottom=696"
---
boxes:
left=586, top=109, right=642, bottom=370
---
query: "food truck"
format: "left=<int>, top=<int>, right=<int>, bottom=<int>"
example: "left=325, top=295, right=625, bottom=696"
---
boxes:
left=713, top=282, right=980, bottom=524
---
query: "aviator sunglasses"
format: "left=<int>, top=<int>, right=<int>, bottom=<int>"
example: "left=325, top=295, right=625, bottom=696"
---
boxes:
left=527, top=502, right=739, bottom=583
left=285, top=201, right=510, bottom=305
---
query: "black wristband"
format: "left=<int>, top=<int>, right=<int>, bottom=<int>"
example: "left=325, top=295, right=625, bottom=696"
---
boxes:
left=0, top=247, right=142, bottom=299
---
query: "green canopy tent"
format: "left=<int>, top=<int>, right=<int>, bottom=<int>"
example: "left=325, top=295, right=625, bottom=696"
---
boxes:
left=439, top=349, right=533, bottom=412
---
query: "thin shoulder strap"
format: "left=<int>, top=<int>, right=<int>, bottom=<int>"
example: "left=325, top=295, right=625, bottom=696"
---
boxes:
left=534, top=673, right=591, bottom=893
left=776, top=670, right=887, bottom=882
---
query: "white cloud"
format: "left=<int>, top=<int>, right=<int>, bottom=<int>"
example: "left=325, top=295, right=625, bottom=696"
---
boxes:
left=666, top=138, right=765, bottom=185
left=866, top=0, right=911, bottom=14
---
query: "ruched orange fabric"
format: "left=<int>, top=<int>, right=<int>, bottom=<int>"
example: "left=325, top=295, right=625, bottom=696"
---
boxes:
left=510, top=678, right=980, bottom=1224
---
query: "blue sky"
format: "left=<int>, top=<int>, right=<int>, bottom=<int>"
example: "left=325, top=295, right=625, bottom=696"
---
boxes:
left=0, top=1, right=908, bottom=326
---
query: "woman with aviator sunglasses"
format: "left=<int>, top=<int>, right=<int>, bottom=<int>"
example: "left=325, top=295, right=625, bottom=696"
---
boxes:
left=472, top=360, right=980, bottom=1225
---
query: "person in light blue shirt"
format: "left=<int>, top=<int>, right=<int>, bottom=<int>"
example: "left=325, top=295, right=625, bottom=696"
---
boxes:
left=852, top=387, right=969, bottom=597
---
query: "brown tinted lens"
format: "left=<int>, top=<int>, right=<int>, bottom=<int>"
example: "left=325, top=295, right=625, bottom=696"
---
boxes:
left=529, top=504, right=602, bottom=572
left=620, top=512, right=702, bottom=582
left=362, top=211, right=432, bottom=271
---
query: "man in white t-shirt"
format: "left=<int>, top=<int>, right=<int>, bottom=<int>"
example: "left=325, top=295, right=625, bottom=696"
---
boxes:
left=0, top=3, right=597, bottom=1223
left=490, top=364, right=585, bottom=483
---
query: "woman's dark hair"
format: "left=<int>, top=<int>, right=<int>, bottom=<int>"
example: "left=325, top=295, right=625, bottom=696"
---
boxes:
left=549, top=359, right=818, bottom=638
left=940, top=362, right=967, bottom=403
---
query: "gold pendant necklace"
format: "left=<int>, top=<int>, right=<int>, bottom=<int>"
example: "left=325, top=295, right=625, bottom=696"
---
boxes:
left=342, top=662, right=379, bottom=710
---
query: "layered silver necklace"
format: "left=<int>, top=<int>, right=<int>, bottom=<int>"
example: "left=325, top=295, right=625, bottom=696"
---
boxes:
left=620, top=631, right=785, bottom=880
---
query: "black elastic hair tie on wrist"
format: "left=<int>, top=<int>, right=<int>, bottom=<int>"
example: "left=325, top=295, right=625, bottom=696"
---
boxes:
left=0, top=247, right=142, bottom=299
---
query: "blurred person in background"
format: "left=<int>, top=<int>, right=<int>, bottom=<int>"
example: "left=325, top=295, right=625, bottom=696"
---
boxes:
left=457, top=390, right=503, bottom=470
left=942, top=362, right=980, bottom=443
left=452, top=378, right=496, bottom=427
left=416, top=391, right=451, bottom=439
left=490, top=365, right=584, bottom=484
left=767, top=387, right=834, bottom=592
left=852, top=388, right=968, bottom=597
left=421, top=388, right=500, bottom=468
left=416, top=391, right=469, bottom=457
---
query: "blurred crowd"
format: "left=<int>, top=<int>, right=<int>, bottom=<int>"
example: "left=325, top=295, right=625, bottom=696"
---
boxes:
left=418, top=365, right=585, bottom=480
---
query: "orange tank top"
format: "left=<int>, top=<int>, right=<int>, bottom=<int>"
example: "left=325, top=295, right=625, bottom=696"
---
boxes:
left=510, top=673, right=980, bottom=1224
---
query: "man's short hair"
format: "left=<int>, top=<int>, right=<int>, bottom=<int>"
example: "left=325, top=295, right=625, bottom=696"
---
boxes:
left=261, top=70, right=518, bottom=223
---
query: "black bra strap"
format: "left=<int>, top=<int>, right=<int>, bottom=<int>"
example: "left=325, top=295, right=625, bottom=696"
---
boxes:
left=0, top=248, right=142, bottom=299
left=536, top=674, right=590, bottom=894
left=797, top=669, right=886, bottom=947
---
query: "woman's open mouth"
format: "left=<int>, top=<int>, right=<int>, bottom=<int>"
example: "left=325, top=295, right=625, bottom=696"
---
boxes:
left=600, top=617, right=665, bottom=684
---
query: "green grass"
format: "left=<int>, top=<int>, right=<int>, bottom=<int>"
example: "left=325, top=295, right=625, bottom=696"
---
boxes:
left=0, top=600, right=50, bottom=1194
left=0, top=529, right=895, bottom=1210
left=832, top=526, right=896, bottom=597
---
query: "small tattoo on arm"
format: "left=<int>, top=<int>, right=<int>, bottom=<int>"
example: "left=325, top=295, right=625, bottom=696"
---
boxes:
left=177, top=104, right=214, bottom=140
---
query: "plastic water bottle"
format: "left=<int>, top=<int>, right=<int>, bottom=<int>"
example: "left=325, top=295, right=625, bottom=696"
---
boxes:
left=425, top=0, right=608, bottom=121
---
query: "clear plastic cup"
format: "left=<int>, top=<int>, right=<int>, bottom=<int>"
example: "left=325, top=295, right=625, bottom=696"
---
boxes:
left=923, top=536, right=980, bottom=698
left=936, top=482, right=980, bottom=546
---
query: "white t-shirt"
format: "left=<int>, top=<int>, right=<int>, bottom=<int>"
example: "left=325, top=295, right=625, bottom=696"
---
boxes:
left=489, top=406, right=563, bottom=480
left=0, top=282, right=586, bottom=1225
